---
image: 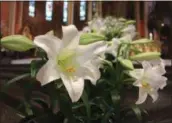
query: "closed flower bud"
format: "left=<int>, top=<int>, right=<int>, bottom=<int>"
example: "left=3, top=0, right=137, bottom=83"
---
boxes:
left=80, top=33, right=106, bottom=45
left=1, top=35, right=35, bottom=52
left=129, top=39, right=161, bottom=60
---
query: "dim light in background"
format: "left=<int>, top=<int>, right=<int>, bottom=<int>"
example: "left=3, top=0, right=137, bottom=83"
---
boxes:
left=45, top=0, right=53, bottom=21
left=63, top=0, right=68, bottom=24
left=29, top=0, right=35, bottom=17
left=80, top=0, right=86, bottom=21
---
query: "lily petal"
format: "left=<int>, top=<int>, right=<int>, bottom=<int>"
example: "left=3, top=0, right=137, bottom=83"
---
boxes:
left=34, top=35, right=62, bottom=59
left=62, top=25, right=78, bottom=47
left=36, top=60, right=60, bottom=86
left=156, top=76, right=167, bottom=89
left=60, top=74, right=84, bottom=102
left=122, top=25, right=136, bottom=33
left=106, top=38, right=120, bottom=57
left=153, top=65, right=166, bottom=75
left=83, top=61, right=101, bottom=85
left=77, top=41, right=107, bottom=64
left=142, top=61, right=152, bottom=71
left=149, top=90, right=159, bottom=103
left=66, top=34, right=80, bottom=50
left=136, top=88, right=148, bottom=104
left=82, top=26, right=91, bottom=33
left=120, top=34, right=132, bottom=43
left=133, top=80, right=142, bottom=87
left=130, top=69, right=144, bottom=80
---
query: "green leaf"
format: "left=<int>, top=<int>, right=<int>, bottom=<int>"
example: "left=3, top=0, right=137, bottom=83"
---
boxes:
left=1, top=35, right=35, bottom=51
left=31, top=60, right=46, bottom=78
left=101, top=109, right=114, bottom=123
left=31, top=97, right=49, bottom=111
left=2, top=73, right=30, bottom=91
left=81, top=90, right=91, bottom=122
left=35, top=48, right=48, bottom=60
left=23, top=100, right=33, bottom=116
left=131, top=105, right=142, bottom=122
left=80, top=33, right=106, bottom=45
left=110, top=90, right=120, bottom=106
left=118, top=58, right=134, bottom=70
left=58, top=94, right=76, bottom=123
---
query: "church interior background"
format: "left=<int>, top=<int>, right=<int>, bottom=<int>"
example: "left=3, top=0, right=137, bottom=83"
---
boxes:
left=0, top=1, right=172, bottom=123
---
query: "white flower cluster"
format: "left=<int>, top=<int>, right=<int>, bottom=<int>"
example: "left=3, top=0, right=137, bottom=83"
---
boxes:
left=83, top=16, right=136, bottom=41
left=34, top=17, right=167, bottom=105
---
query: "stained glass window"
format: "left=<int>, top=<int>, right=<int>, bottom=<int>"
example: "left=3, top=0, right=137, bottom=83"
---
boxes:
left=80, top=0, right=86, bottom=21
left=63, top=0, right=68, bottom=23
left=45, top=0, right=53, bottom=21
left=29, top=0, right=35, bottom=17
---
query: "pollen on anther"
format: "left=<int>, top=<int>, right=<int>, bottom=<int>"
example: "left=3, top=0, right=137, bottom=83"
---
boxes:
left=66, top=67, right=76, bottom=73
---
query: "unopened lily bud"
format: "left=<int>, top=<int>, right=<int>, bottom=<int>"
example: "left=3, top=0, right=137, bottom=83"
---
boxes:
left=1, top=35, right=35, bottom=52
left=129, top=38, right=161, bottom=60
left=118, top=57, right=134, bottom=70
left=80, top=33, right=106, bottom=45
left=129, top=52, right=161, bottom=61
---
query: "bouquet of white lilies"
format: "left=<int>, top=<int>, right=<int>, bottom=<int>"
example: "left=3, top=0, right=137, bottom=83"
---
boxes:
left=1, top=16, right=168, bottom=123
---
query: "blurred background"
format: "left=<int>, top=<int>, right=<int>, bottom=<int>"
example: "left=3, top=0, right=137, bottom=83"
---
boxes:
left=1, top=1, right=172, bottom=123
left=1, top=1, right=172, bottom=59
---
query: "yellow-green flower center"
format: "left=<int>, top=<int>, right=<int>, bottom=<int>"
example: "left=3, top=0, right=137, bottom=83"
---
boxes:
left=142, top=81, right=150, bottom=88
left=57, top=49, right=77, bottom=74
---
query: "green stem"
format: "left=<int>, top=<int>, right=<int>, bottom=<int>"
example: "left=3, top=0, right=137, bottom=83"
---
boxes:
left=81, top=90, right=91, bottom=123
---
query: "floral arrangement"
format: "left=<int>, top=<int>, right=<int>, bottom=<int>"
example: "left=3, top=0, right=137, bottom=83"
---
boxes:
left=1, top=16, right=167, bottom=123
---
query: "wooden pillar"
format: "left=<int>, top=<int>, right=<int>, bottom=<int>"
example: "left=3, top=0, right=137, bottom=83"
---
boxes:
left=144, top=1, right=149, bottom=38
left=87, top=1, right=92, bottom=21
left=135, top=1, right=140, bottom=37
left=97, top=1, right=102, bottom=17
left=68, top=1, right=74, bottom=24
left=8, top=2, right=16, bottom=35
left=19, top=2, right=24, bottom=29
left=99, top=1, right=102, bottom=17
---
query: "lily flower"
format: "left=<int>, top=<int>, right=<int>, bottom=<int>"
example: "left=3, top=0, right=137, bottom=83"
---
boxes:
left=34, top=25, right=107, bottom=102
left=122, top=24, right=136, bottom=39
left=106, top=35, right=132, bottom=57
left=88, top=17, right=105, bottom=34
left=130, top=61, right=167, bottom=104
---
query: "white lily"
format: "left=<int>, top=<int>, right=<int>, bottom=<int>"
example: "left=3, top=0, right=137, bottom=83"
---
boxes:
left=106, top=38, right=120, bottom=57
left=88, top=17, right=105, bottom=34
left=130, top=61, right=167, bottom=104
left=82, top=26, right=91, bottom=33
left=106, top=35, right=132, bottom=57
left=122, top=24, right=136, bottom=39
left=34, top=25, right=107, bottom=102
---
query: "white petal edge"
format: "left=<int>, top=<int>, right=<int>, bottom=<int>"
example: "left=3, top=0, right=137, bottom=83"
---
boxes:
left=60, top=73, right=84, bottom=102
left=62, top=25, right=78, bottom=47
left=129, top=69, right=144, bottom=80
left=142, top=61, right=152, bottom=71
left=83, top=61, right=101, bottom=85
left=149, top=90, right=159, bottom=103
left=136, top=88, right=148, bottom=104
left=66, top=34, right=80, bottom=50
left=36, top=60, right=60, bottom=86
left=77, top=41, right=107, bottom=64
left=34, top=35, right=62, bottom=59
